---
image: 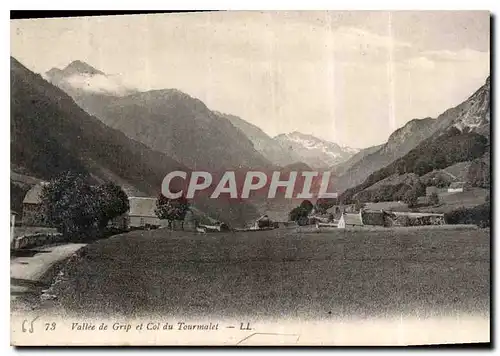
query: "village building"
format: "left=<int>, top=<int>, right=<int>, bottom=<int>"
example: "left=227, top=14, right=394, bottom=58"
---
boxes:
left=127, top=197, right=161, bottom=228
left=125, top=196, right=197, bottom=231
left=22, top=182, right=49, bottom=226
left=20, top=183, right=195, bottom=231
left=326, top=204, right=356, bottom=217
left=337, top=209, right=445, bottom=229
left=264, top=211, right=291, bottom=228
left=252, top=215, right=272, bottom=229
left=448, top=181, right=466, bottom=193
left=337, top=212, right=364, bottom=229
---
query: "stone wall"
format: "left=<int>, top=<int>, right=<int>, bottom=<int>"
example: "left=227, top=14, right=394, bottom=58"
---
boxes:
left=11, top=232, right=64, bottom=250
left=384, top=214, right=445, bottom=227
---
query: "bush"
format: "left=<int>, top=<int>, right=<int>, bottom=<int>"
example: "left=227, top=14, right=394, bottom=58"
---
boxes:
left=289, top=200, right=314, bottom=224
left=155, top=194, right=190, bottom=230
left=444, top=203, right=490, bottom=227
left=40, top=172, right=129, bottom=241
left=403, top=186, right=419, bottom=208
left=429, top=192, right=439, bottom=205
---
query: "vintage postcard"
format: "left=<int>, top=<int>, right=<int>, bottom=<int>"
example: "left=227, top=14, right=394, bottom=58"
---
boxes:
left=10, top=11, right=490, bottom=346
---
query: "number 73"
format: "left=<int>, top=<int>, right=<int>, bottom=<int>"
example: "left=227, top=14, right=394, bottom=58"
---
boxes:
left=45, top=322, right=56, bottom=331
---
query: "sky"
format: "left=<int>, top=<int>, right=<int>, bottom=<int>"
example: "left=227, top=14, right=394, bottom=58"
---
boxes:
left=11, top=11, right=490, bottom=148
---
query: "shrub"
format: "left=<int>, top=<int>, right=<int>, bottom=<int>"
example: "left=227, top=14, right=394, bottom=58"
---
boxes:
left=155, top=194, right=191, bottom=230
left=403, top=186, right=419, bottom=208
left=429, top=192, right=439, bottom=205
left=40, top=172, right=130, bottom=241
left=289, top=200, right=314, bottom=224
left=444, top=203, right=490, bottom=227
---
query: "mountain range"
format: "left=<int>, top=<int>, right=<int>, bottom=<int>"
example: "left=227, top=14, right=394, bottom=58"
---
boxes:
left=11, top=57, right=258, bottom=225
left=12, top=57, right=490, bottom=224
left=273, top=132, right=359, bottom=169
left=45, top=61, right=360, bottom=171
left=332, top=76, right=490, bottom=193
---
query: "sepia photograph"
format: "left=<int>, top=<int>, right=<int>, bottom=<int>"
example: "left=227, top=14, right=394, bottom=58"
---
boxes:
left=9, top=10, right=490, bottom=346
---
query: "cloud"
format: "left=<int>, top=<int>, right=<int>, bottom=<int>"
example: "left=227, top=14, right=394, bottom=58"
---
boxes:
left=65, top=73, right=136, bottom=96
left=420, top=48, right=489, bottom=63
left=332, top=26, right=412, bottom=51
left=405, top=56, right=436, bottom=70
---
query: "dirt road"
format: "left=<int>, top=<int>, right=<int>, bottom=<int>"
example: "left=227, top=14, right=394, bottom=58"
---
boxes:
left=11, top=243, right=86, bottom=310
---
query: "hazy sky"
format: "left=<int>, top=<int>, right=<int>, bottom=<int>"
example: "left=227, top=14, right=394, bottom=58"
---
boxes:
left=11, top=11, right=490, bottom=148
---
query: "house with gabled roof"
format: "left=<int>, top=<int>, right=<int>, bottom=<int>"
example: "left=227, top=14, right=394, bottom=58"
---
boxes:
left=337, top=212, right=363, bottom=228
left=22, top=182, right=49, bottom=226
left=127, top=197, right=161, bottom=228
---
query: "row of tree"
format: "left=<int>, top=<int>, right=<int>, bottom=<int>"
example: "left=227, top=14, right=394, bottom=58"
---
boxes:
left=38, top=171, right=192, bottom=241
left=39, top=172, right=130, bottom=241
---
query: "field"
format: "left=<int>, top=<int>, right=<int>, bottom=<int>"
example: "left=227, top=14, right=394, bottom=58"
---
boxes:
left=46, top=226, right=490, bottom=321
left=418, top=188, right=489, bottom=213
left=364, top=187, right=489, bottom=214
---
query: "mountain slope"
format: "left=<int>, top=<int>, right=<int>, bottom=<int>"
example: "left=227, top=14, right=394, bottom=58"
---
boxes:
left=335, top=76, right=490, bottom=193
left=339, top=127, right=489, bottom=204
left=221, top=112, right=301, bottom=167
left=11, top=57, right=258, bottom=225
left=274, top=131, right=359, bottom=169
left=331, top=143, right=384, bottom=176
left=46, top=62, right=274, bottom=172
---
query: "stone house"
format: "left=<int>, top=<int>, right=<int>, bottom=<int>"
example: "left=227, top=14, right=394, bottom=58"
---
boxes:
left=127, top=197, right=161, bottom=228
left=22, top=182, right=49, bottom=226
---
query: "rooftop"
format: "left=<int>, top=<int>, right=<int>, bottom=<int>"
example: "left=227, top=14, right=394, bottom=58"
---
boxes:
left=341, top=213, right=363, bottom=226
left=128, top=197, right=158, bottom=218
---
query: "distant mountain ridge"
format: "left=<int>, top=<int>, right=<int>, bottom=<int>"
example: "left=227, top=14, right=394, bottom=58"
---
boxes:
left=221, top=113, right=302, bottom=167
left=45, top=61, right=274, bottom=172
left=273, top=131, right=359, bottom=169
left=334, top=76, right=490, bottom=193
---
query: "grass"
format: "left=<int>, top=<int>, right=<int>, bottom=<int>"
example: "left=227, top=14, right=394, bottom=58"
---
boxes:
left=418, top=188, right=489, bottom=213
left=365, top=201, right=410, bottom=211
left=50, top=227, right=490, bottom=320
left=365, top=188, right=489, bottom=214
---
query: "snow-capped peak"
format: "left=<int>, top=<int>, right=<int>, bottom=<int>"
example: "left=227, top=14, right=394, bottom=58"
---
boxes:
left=274, top=131, right=359, bottom=168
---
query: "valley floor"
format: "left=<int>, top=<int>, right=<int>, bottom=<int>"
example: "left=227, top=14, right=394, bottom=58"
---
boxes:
left=32, top=227, right=490, bottom=321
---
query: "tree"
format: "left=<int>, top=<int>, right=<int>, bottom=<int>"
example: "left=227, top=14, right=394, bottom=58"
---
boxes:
left=354, top=200, right=366, bottom=212
left=403, top=186, right=419, bottom=208
left=315, top=198, right=337, bottom=214
left=289, top=200, right=314, bottom=226
left=155, top=194, right=190, bottom=230
left=94, top=182, right=129, bottom=230
left=414, top=159, right=432, bottom=176
left=299, top=200, right=314, bottom=214
left=467, top=158, right=490, bottom=188
left=429, top=192, right=439, bottom=206
left=40, top=171, right=100, bottom=240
